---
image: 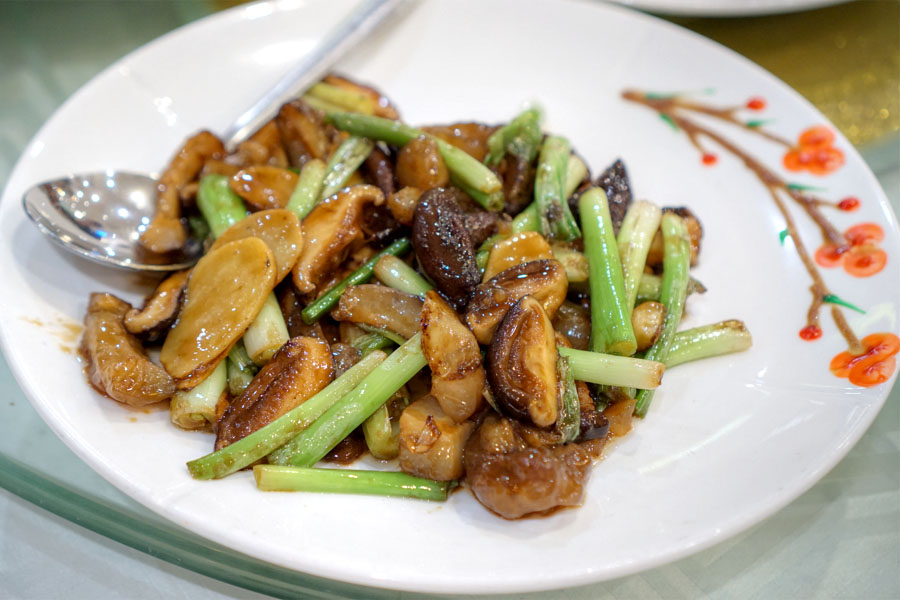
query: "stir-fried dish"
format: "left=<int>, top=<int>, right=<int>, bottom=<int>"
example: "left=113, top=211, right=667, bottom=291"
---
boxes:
left=79, top=75, right=751, bottom=519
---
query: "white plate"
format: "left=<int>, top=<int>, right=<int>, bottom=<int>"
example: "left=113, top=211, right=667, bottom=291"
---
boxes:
left=1, top=0, right=897, bottom=594
left=611, top=0, right=847, bottom=17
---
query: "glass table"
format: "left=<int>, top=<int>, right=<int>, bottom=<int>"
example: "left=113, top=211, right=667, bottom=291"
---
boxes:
left=1, top=1, right=897, bottom=597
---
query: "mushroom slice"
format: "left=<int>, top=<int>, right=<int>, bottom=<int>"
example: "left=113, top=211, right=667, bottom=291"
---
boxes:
left=141, top=130, right=225, bottom=253
left=161, top=237, right=276, bottom=389
left=420, top=290, right=484, bottom=423
left=483, top=231, right=553, bottom=282
left=210, top=209, right=303, bottom=284
left=331, top=284, right=423, bottom=340
left=411, top=187, right=480, bottom=310
left=81, top=293, right=175, bottom=406
left=465, top=259, right=567, bottom=345
left=486, top=295, right=559, bottom=428
left=291, top=185, right=385, bottom=296
left=229, top=166, right=298, bottom=211
left=398, top=395, right=476, bottom=481
left=124, top=269, right=189, bottom=342
left=215, top=336, right=333, bottom=449
left=464, top=414, right=602, bottom=519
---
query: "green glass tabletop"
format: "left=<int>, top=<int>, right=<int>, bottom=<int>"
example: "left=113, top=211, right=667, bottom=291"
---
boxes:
left=1, top=1, right=897, bottom=598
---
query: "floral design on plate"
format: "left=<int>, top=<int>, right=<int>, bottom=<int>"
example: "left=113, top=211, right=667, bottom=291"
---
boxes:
left=624, top=89, right=895, bottom=387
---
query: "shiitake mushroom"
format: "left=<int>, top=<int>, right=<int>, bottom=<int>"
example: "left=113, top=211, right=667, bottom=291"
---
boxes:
left=486, top=295, right=559, bottom=429
left=411, top=187, right=481, bottom=310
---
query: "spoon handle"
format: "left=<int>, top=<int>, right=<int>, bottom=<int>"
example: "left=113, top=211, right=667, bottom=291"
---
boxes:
left=223, top=0, right=405, bottom=149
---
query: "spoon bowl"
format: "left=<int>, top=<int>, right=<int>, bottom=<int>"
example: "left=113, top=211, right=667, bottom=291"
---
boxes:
left=19, top=0, right=403, bottom=272
left=23, top=171, right=203, bottom=271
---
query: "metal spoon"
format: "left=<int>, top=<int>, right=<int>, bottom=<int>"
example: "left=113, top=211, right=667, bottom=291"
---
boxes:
left=22, top=0, right=404, bottom=272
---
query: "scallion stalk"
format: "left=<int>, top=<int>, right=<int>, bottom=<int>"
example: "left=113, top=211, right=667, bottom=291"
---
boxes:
left=186, top=350, right=387, bottom=479
left=301, top=237, right=411, bottom=324
left=535, top=136, right=581, bottom=241
left=170, top=360, right=227, bottom=430
left=634, top=213, right=692, bottom=417
left=285, top=158, right=326, bottom=219
left=579, top=187, right=637, bottom=356
left=253, top=465, right=454, bottom=501
left=617, top=200, right=662, bottom=312
left=328, top=112, right=502, bottom=209
left=557, top=346, right=664, bottom=389
left=269, top=333, right=427, bottom=468
left=665, top=320, right=752, bottom=368
left=319, top=136, right=374, bottom=200
left=373, top=254, right=432, bottom=297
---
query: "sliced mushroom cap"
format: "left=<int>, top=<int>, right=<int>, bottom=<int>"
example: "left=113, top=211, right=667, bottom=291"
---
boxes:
left=411, top=187, right=480, bottom=310
left=215, top=337, right=333, bottom=449
left=292, top=184, right=385, bottom=297
left=464, top=414, right=602, bottom=519
left=141, top=130, right=225, bottom=253
left=486, top=295, right=559, bottom=428
left=364, top=145, right=396, bottom=198
left=398, top=395, right=476, bottom=481
left=161, top=237, right=276, bottom=389
left=229, top=166, right=298, bottom=211
left=210, top=209, right=303, bottom=284
left=124, top=269, right=189, bottom=342
left=420, top=290, right=485, bottom=423
left=81, top=293, right=175, bottom=406
left=465, top=259, right=567, bottom=345
left=330, top=284, right=423, bottom=340
left=483, top=231, right=553, bottom=282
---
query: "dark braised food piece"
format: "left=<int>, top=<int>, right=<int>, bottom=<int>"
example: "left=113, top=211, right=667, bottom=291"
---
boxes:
left=81, top=293, right=175, bottom=406
left=124, top=270, right=189, bottom=342
left=291, top=185, right=385, bottom=297
left=499, top=154, right=536, bottom=216
left=465, top=259, right=567, bottom=344
left=592, top=158, right=632, bottom=235
left=464, top=414, right=604, bottom=519
left=215, top=336, right=334, bottom=449
left=411, top=187, right=480, bottom=310
left=276, top=99, right=341, bottom=168
left=486, top=295, right=559, bottom=428
left=551, top=300, right=591, bottom=351
left=420, top=290, right=485, bottom=423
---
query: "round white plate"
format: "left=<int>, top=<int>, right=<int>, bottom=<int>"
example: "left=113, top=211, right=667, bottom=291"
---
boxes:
left=1, top=0, right=897, bottom=594
left=612, top=0, right=847, bottom=17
